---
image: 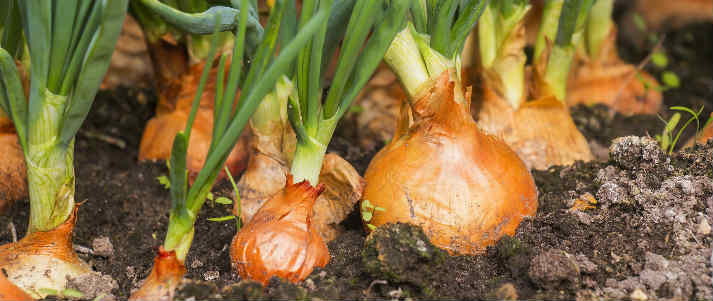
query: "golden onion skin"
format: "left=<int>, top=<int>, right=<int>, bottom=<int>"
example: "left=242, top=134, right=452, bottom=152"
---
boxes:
left=567, top=27, right=661, bottom=115
left=231, top=175, right=330, bottom=284
left=129, top=248, right=186, bottom=301
left=363, top=72, right=538, bottom=255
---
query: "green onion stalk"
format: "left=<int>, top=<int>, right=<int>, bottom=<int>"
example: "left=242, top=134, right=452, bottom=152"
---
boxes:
left=478, top=0, right=595, bottom=170
left=533, top=0, right=593, bottom=102
left=130, top=0, right=260, bottom=178
left=567, top=0, right=662, bottom=114
left=477, top=0, right=531, bottom=110
left=0, top=0, right=127, bottom=298
left=285, top=0, right=408, bottom=186
left=361, top=0, right=539, bottom=256
left=129, top=1, right=330, bottom=299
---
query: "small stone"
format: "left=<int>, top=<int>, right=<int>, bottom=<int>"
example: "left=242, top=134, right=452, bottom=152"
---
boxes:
left=494, top=283, right=518, bottom=300
left=66, top=272, right=118, bottom=301
left=630, top=288, right=648, bottom=301
left=303, top=278, right=316, bottom=290
left=191, top=259, right=204, bottom=269
left=203, top=271, right=219, bottom=281
left=528, top=249, right=580, bottom=289
left=697, top=220, right=711, bottom=235
left=92, top=236, right=114, bottom=257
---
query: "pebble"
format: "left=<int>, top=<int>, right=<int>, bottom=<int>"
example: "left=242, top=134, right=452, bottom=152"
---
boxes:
left=630, top=288, right=648, bottom=301
left=92, top=236, right=114, bottom=257
left=203, top=271, right=219, bottom=281
left=697, top=220, right=711, bottom=235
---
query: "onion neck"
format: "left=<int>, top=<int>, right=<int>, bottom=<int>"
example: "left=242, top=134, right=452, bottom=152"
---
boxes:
left=385, top=23, right=465, bottom=108
left=290, top=135, right=327, bottom=186
left=585, top=0, right=614, bottom=60
left=26, top=89, right=75, bottom=234
left=478, top=3, right=530, bottom=110
left=534, top=0, right=564, bottom=62
left=384, top=24, right=430, bottom=99
left=541, top=44, right=575, bottom=103
left=164, top=221, right=194, bottom=263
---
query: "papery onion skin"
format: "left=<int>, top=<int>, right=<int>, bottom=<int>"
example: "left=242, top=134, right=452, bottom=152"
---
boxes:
left=0, top=207, right=91, bottom=299
left=477, top=86, right=594, bottom=170
left=129, top=247, right=186, bottom=301
left=363, top=72, right=538, bottom=255
left=231, top=175, right=330, bottom=285
left=0, top=272, right=32, bottom=301
left=567, top=28, right=661, bottom=115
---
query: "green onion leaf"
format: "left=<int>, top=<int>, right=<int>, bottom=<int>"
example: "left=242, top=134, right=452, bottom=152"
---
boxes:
left=662, top=71, right=680, bottom=88
left=215, top=197, right=233, bottom=205
left=651, top=52, right=668, bottom=68
left=208, top=215, right=236, bottom=222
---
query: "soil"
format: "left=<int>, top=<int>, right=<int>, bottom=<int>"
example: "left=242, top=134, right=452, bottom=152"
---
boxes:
left=0, top=17, right=711, bottom=301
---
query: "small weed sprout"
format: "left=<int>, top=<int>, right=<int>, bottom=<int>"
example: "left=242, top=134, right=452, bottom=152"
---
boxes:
left=361, top=200, right=385, bottom=231
left=206, top=166, right=243, bottom=232
left=157, top=175, right=171, bottom=189
left=656, top=106, right=708, bottom=154
left=631, top=13, right=680, bottom=93
left=38, top=288, right=84, bottom=299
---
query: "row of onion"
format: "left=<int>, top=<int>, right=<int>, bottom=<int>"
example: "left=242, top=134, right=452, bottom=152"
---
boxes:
left=0, top=0, right=710, bottom=300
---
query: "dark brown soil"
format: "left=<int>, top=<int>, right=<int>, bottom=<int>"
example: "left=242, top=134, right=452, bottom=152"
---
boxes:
left=0, top=17, right=711, bottom=301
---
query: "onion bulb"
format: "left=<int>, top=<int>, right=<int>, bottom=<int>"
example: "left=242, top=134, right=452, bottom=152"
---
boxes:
left=139, top=62, right=249, bottom=181
left=0, top=130, right=26, bottom=213
left=128, top=247, right=186, bottom=301
left=477, top=85, right=594, bottom=170
left=362, top=71, right=538, bottom=255
left=567, top=27, right=661, bottom=115
left=236, top=80, right=363, bottom=242
left=0, top=207, right=92, bottom=299
left=231, top=175, right=330, bottom=284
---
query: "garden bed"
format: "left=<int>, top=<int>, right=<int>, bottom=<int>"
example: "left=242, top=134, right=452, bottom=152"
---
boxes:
left=0, top=18, right=710, bottom=301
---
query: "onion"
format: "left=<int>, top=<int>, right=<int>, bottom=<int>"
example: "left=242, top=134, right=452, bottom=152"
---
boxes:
left=566, top=27, right=661, bottom=115
left=477, top=85, right=594, bottom=170
left=0, top=207, right=92, bottom=299
left=231, top=175, right=330, bottom=284
left=128, top=247, right=186, bottom=301
left=139, top=62, right=249, bottom=181
left=236, top=82, right=363, bottom=242
left=362, top=71, right=538, bottom=255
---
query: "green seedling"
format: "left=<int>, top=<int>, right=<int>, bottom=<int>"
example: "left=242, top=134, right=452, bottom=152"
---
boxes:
left=361, top=199, right=385, bottom=231
left=656, top=106, right=708, bottom=154
left=207, top=166, right=243, bottom=232
left=38, top=288, right=84, bottom=299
